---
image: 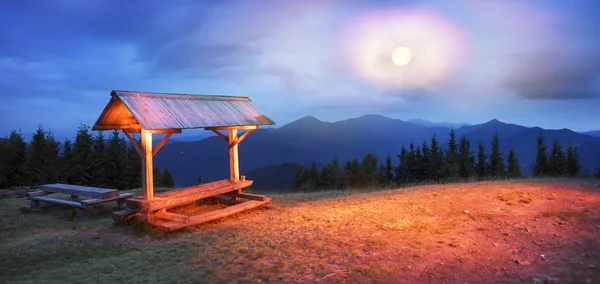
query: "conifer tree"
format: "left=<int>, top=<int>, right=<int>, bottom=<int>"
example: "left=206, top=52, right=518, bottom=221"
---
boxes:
left=293, top=167, right=309, bottom=191
left=71, top=125, right=95, bottom=186
left=361, top=153, right=379, bottom=186
left=105, top=130, right=128, bottom=189
left=91, top=131, right=107, bottom=187
left=60, top=139, right=74, bottom=183
left=26, top=125, right=47, bottom=185
left=548, top=139, right=566, bottom=176
left=458, top=135, right=474, bottom=179
left=0, top=131, right=26, bottom=188
left=488, top=131, right=505, bottom=178
left=153, top=167, right=163, bottom=188
left=444, top=128, right=460, bottom=180
left=43, top=130, right=61, bottom=184
left=384, top=153, right=393, bottom=184
left=476, top=142, right=488, bottom=180
left=320, top=156, right=342, bottom=189
left=125, top=137, right=142, bottom=189
left=533, top=132, right=548, bottom=176
left=429, top=134, right=444, bottom=182
left=396, top=146, right=409, bottom=184
left=565, top=142, right=581, bottom=177
left=506, top=146, right=522, bottom=178
left=344, top=158, right=361, bottom=188
left=595, top=168, right=600, bottom=180
left=163, top=168, right=175, bottom=188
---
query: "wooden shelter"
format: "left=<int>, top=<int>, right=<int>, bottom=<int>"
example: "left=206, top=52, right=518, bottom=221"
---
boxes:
left=93, top=90, right=275, bottom=231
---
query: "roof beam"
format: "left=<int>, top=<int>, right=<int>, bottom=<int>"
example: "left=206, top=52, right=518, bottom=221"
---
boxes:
left=152, top=131, right=174, bottom=156
left=206, top=125, right=258, bottom=131
left=93, top=124, right=142, bottom=131
left=211, top=129, right=228, bottom=142
left=229, top=129, right=254, bottom=149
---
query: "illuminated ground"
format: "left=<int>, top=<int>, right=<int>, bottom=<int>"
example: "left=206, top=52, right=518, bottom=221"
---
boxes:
left=1, top=180, right=599, bottom=283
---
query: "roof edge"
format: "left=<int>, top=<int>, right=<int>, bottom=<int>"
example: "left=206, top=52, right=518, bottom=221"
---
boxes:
left=111, top=90, right=252, bottom=102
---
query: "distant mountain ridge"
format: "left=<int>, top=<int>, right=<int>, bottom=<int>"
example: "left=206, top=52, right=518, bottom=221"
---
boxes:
left=153, top=115, right=600, bottom=188
left=407, top=118, right=471, bottom=129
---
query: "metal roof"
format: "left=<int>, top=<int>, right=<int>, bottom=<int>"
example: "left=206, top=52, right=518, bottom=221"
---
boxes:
left=93, top=90, right=275, bottom=131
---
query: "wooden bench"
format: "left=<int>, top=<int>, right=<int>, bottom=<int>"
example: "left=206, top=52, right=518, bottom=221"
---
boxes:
left=116, top=179, right=271, bottom=231
left=27, top=183, right=133, bottom=217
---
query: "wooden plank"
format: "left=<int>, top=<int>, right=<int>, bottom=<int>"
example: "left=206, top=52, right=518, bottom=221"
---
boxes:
left=141, top=129, right=154, bottom=200
left=28, top=196, right=88, bottom=209
left=112, top=209, right=138, bottom=223
left=206, top=125, right=258, bottom=131
left=155, top=209, right=190, bottom=224
left=26, top=191, right=49, bottom=197
left=226, top=192, right=267, bottom=201
left=158, top=180, right=232, bottom=198
left=41, top=184, right=119, bottom=199
left=94, top=124, right=142, bottom=130
left=154, top=198, right=271, bottom=232
left=229, top=129, right=239, bottom=182
left=80, top=193, right=134, bottom=205
left=126, top=180, right=253, bottom=212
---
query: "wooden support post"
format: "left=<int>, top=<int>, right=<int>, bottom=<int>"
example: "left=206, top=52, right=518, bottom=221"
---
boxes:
left=141, top=129, right=154, bottom=200
left=228, top=129, right=239, bottom=183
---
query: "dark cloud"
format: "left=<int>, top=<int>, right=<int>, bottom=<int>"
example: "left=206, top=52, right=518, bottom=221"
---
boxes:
left=504, top=49, right=600, bottom=100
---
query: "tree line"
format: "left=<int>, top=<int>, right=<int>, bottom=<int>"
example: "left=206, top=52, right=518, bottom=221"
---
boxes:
left=0, top=125, right=175, bottom=190
left=293, top=129, right=594, bottom=192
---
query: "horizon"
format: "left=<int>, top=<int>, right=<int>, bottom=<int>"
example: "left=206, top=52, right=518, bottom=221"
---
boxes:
left=4, top=113, right=597, bottom=142
left=2, top=0, right=599, bottom=139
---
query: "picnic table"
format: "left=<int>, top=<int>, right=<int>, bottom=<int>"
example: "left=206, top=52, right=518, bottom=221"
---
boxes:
left=27, top=184, right=133, bottom=217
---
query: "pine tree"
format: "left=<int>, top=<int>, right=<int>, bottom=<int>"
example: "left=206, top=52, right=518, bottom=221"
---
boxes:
left=565, top=142, right=581, bottom=177
left=458, top=135, right=474, bottom=179
left=396, top=146, right=409, bottom=184
left=548, top=139, right=566, bottom=177
left=105, top=130, right=128, bottom=189
left=293, top=167, right=309, bottom=191
left=413, top=146, right=426, bottom=182
left=384, top=153, right=393, bottom=184
left=595, top=168, right=600, bottom=180
left=361, top=153, right=379, bottom=187
left=163, top=168, right=175, bottom=188
left=477, top=142, right=488, bottom=180
left=60, top=139, right=74, bottom=183
left=421, top=141, right=431, bottom=181
left=26, top=125, right=47, bottom=185
left=71, top=125, right=95, bottom=185
left=43, top=130, right=61, bottom=184
left=344, top=158, right=361, bottom=188
left=533, top=132, right=548, bottom=176
left=125, top=137, right=142, bottom=189
left=444, top=128, right=459, bottom=180
left=91, top=131, right=107, bottom=187
left=153, top=167, right=163, bottom=188
left=488, top=131, right=505, bottom=178
left=506, top=146, right=522, bottom=178
left=429, top=134, right=444, bottom=182
left=320, top=156, right=342, bottom=190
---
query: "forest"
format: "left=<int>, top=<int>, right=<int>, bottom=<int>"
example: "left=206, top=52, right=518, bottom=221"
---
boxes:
left=293, top=129, right=595, bottom=192
left=0, top=125, right=174, bottom=189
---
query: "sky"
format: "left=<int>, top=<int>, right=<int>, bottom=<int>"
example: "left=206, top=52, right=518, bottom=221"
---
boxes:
left=1, top=0, right=599, bottom=140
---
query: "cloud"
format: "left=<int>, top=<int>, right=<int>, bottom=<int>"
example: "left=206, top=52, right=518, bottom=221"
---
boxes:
left=504, top=49, right=600, bottom=99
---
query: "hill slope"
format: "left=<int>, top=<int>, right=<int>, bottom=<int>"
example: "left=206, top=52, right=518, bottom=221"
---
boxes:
left=1, top=180, right=599, bottom=282
left=154, top=115, right=600, bottom=188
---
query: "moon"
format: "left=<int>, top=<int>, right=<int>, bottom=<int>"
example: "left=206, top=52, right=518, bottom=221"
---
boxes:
left=392, top=46, right=412, bottom=66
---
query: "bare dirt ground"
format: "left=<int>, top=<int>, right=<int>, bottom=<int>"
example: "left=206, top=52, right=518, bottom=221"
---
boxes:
left=1, top=179, right=600, bottom=283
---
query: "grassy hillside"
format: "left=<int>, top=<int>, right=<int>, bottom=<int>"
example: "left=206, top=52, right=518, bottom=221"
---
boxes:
left=1, top=180, right=600, bottom=283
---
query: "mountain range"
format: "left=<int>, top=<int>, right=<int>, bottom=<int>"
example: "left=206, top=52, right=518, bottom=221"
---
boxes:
left=153, top=115, right=600, bottom=190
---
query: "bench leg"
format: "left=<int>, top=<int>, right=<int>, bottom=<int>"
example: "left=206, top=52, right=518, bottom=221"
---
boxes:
left=29, top=200, right=40, bottom=211
left=117, top=199, right=125, bottom=209
left=75, top=208, right=87, bottom=218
